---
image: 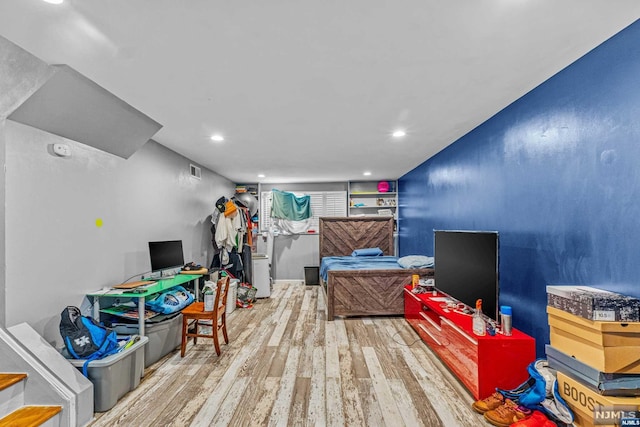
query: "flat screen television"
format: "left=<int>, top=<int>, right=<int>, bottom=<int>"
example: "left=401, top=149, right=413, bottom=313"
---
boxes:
left=148, top=240, right=185, bottom=272
left=434, top=230, right=499, bottom=321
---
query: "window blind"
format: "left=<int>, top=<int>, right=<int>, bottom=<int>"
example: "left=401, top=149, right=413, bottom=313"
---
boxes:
left=260, top=190, right=347, bottom=232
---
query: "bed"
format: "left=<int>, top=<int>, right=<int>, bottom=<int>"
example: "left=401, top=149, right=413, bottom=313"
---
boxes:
left=319, top=217, right=434, bottom=320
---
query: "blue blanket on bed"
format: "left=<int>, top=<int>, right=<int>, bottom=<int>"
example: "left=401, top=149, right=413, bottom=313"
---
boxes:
left=320, top=256, right=401, bottom=282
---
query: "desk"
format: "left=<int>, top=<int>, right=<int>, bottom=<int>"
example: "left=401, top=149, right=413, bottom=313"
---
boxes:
left=88, top=274, right=201, bottom=336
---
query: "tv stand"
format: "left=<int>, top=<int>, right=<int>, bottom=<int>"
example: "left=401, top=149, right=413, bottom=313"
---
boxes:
left=404, top=287, right=535, bottom=400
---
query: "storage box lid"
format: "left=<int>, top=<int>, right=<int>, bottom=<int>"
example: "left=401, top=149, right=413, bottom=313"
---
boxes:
left=548, top=285, right=614, bottom=297
left=547, top=285, right=640, bottom=305
left=67, top=336, right=148, bottom=368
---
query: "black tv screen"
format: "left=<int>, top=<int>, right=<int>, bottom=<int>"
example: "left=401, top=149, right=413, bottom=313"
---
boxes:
left=149, top=240, right=185, bottom=272
left=434, top=230, right=499, bottom=321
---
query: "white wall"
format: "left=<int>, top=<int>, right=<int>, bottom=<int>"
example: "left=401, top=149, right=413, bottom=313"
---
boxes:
left=0, top=120, right=5, bottom=327
left=1, top=35, right=54, bottom=329
left=266, top=234, right=319, bottom=281
left=258, top=182, right=346, bottom=280
left=1, top=38, right=235, bottom=347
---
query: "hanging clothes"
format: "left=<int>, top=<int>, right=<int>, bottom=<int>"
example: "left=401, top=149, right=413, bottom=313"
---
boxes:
left=241, top=244, right=253, bottom=284
left=273, top=217, right=311, bottom=234
left=239, top=206, right=253, bottom=248
left=210, top=208, right=222, bottom=257
left=215, top=200, right=247, bottom=250
left=270, top=189, right=312, bottom=220
left=210, top=248, right=244, bottom=281
left=211, top=198, right=248, bottom=279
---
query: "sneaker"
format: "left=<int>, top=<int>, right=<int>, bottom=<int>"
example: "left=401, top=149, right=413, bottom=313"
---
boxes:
left=483, top=399, right=531, bottom=427
left=510, top=410, right=556, bottom=427
left=472, top=391, right=505, bottom=414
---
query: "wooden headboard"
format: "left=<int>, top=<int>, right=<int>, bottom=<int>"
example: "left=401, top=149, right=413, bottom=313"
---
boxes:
left=319, top=217, right=395, bottom=259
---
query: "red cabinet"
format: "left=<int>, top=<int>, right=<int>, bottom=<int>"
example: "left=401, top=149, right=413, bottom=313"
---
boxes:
left=404, top=287, right=536, bottom=400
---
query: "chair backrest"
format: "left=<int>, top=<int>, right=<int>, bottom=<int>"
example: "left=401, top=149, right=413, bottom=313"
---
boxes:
left=215, top=275, right=231, bottom=315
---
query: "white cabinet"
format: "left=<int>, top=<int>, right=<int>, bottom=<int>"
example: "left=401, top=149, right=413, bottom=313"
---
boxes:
left=252, top=254, right=271, bottom=298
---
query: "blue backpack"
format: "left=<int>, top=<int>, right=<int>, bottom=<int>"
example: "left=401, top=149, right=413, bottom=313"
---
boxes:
left=498, top=359, right=574, bottom=425
left=60, top=306, right=120, bottom=376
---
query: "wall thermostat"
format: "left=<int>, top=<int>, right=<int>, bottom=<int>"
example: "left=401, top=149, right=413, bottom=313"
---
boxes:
left=53, top=143, right=71, bottom=157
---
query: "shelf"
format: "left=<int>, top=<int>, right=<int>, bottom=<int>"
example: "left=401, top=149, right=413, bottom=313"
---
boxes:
left=350, top=205, right=396, bottom=209
left=88, top=274, right=201, bottom=298
left=350, top=192, right=397, bottom=196
left=100, top=305, right=160, bottom=321
left=348, top=180, right=398, bottom=220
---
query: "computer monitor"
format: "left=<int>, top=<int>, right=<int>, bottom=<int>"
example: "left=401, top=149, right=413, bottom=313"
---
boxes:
left=148, top=240, right=185, bottom=272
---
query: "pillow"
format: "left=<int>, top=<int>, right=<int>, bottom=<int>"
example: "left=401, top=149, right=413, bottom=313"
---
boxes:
left=351, top=247, right=383, bottom=257
left=398, top=255, right=434, bottom=269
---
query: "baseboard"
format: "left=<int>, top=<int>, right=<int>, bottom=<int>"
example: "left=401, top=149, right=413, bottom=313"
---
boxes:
left=274, top=279, right=305, bottom=285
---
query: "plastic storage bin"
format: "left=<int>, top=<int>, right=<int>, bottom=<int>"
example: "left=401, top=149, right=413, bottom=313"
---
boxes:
left=113, top=313, right=182, bottom=367
left=228, top=279, right=239, bottom=314
left=69, top=336, right=148, bottom=412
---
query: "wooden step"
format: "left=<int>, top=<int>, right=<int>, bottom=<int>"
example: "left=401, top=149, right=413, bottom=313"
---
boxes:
left=0, top=373, right=27, bottom=391
left=0, top=406, right=62, bottom=427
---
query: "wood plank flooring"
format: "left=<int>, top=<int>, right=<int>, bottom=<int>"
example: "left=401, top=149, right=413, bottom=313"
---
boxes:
left=89, top=282, right=485, bottom=426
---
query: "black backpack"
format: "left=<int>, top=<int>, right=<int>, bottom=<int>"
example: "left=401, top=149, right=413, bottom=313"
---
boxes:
left=59, top=306, right=120, bottom=376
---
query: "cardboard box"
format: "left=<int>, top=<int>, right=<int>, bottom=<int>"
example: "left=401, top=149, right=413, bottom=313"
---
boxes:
left=546, top=345, right=640, bottom=396
left=548, top=306, right=640, bottom=374
left=547, top=285, right=640, bottom=322
left=557, top=371, right=640, bottom=427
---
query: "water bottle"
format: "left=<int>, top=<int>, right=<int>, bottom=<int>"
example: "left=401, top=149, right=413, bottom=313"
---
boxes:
left=203, top=282, right=216, bottom=311
left=501, top=305, right=512, bottom=336
left=472, top=299, right=486, bottom=336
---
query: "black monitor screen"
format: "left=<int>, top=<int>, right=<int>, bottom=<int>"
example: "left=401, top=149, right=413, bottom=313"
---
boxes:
left=149, top=240, right=185, bottom=272
left=434, top=230, right=499, bottom=321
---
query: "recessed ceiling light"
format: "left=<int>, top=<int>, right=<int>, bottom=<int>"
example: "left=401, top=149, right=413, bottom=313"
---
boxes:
left=210, top=134, right=224, bottom=142
left=257, top=174, right=265, bottom=178
left=392, top=130, right=406, bottom=138
left=43, top=0, right=64, bottom=4
left=363, top=171, right=372, bottom=176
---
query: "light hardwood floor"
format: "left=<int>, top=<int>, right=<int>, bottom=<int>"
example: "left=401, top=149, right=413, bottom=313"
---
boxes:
left=90, top=282, right=485, bottom=426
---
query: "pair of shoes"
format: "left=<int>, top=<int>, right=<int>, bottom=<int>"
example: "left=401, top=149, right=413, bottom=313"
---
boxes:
left=510, top=410, right=556, bottom=427
left=484, top=399, right=531, bottom=427
left=472, top=391, right=505, bottom=414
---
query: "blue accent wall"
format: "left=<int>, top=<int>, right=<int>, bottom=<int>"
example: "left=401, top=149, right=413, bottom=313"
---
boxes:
left=398, top=19, right=640, bottom=357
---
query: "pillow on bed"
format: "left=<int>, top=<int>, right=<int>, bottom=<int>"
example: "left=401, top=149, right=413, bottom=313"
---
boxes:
left=397, top=255, right=434, bottom=268
left=351, top=247, right=384, bottom=257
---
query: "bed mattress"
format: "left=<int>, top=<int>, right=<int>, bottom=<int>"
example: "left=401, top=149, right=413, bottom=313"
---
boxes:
left=320, top=256, right=400, bottom=282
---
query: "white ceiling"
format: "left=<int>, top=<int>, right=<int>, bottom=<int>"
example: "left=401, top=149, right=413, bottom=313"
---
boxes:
left=1, top=1, right=639, bottom=184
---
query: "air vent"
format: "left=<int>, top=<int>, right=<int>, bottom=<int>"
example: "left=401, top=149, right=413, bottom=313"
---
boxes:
left=190, top=164, right=201, bottom=179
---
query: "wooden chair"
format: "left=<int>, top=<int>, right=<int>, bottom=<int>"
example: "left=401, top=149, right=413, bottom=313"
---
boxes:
left=180, top=275, right=230, bottom=357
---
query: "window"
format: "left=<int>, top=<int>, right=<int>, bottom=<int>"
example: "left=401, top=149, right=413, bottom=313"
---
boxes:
left=260, top=190, right=347, bottom=232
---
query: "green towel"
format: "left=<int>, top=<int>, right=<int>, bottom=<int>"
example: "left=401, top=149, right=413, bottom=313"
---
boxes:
left=271, top=189, right=312, bottom=220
